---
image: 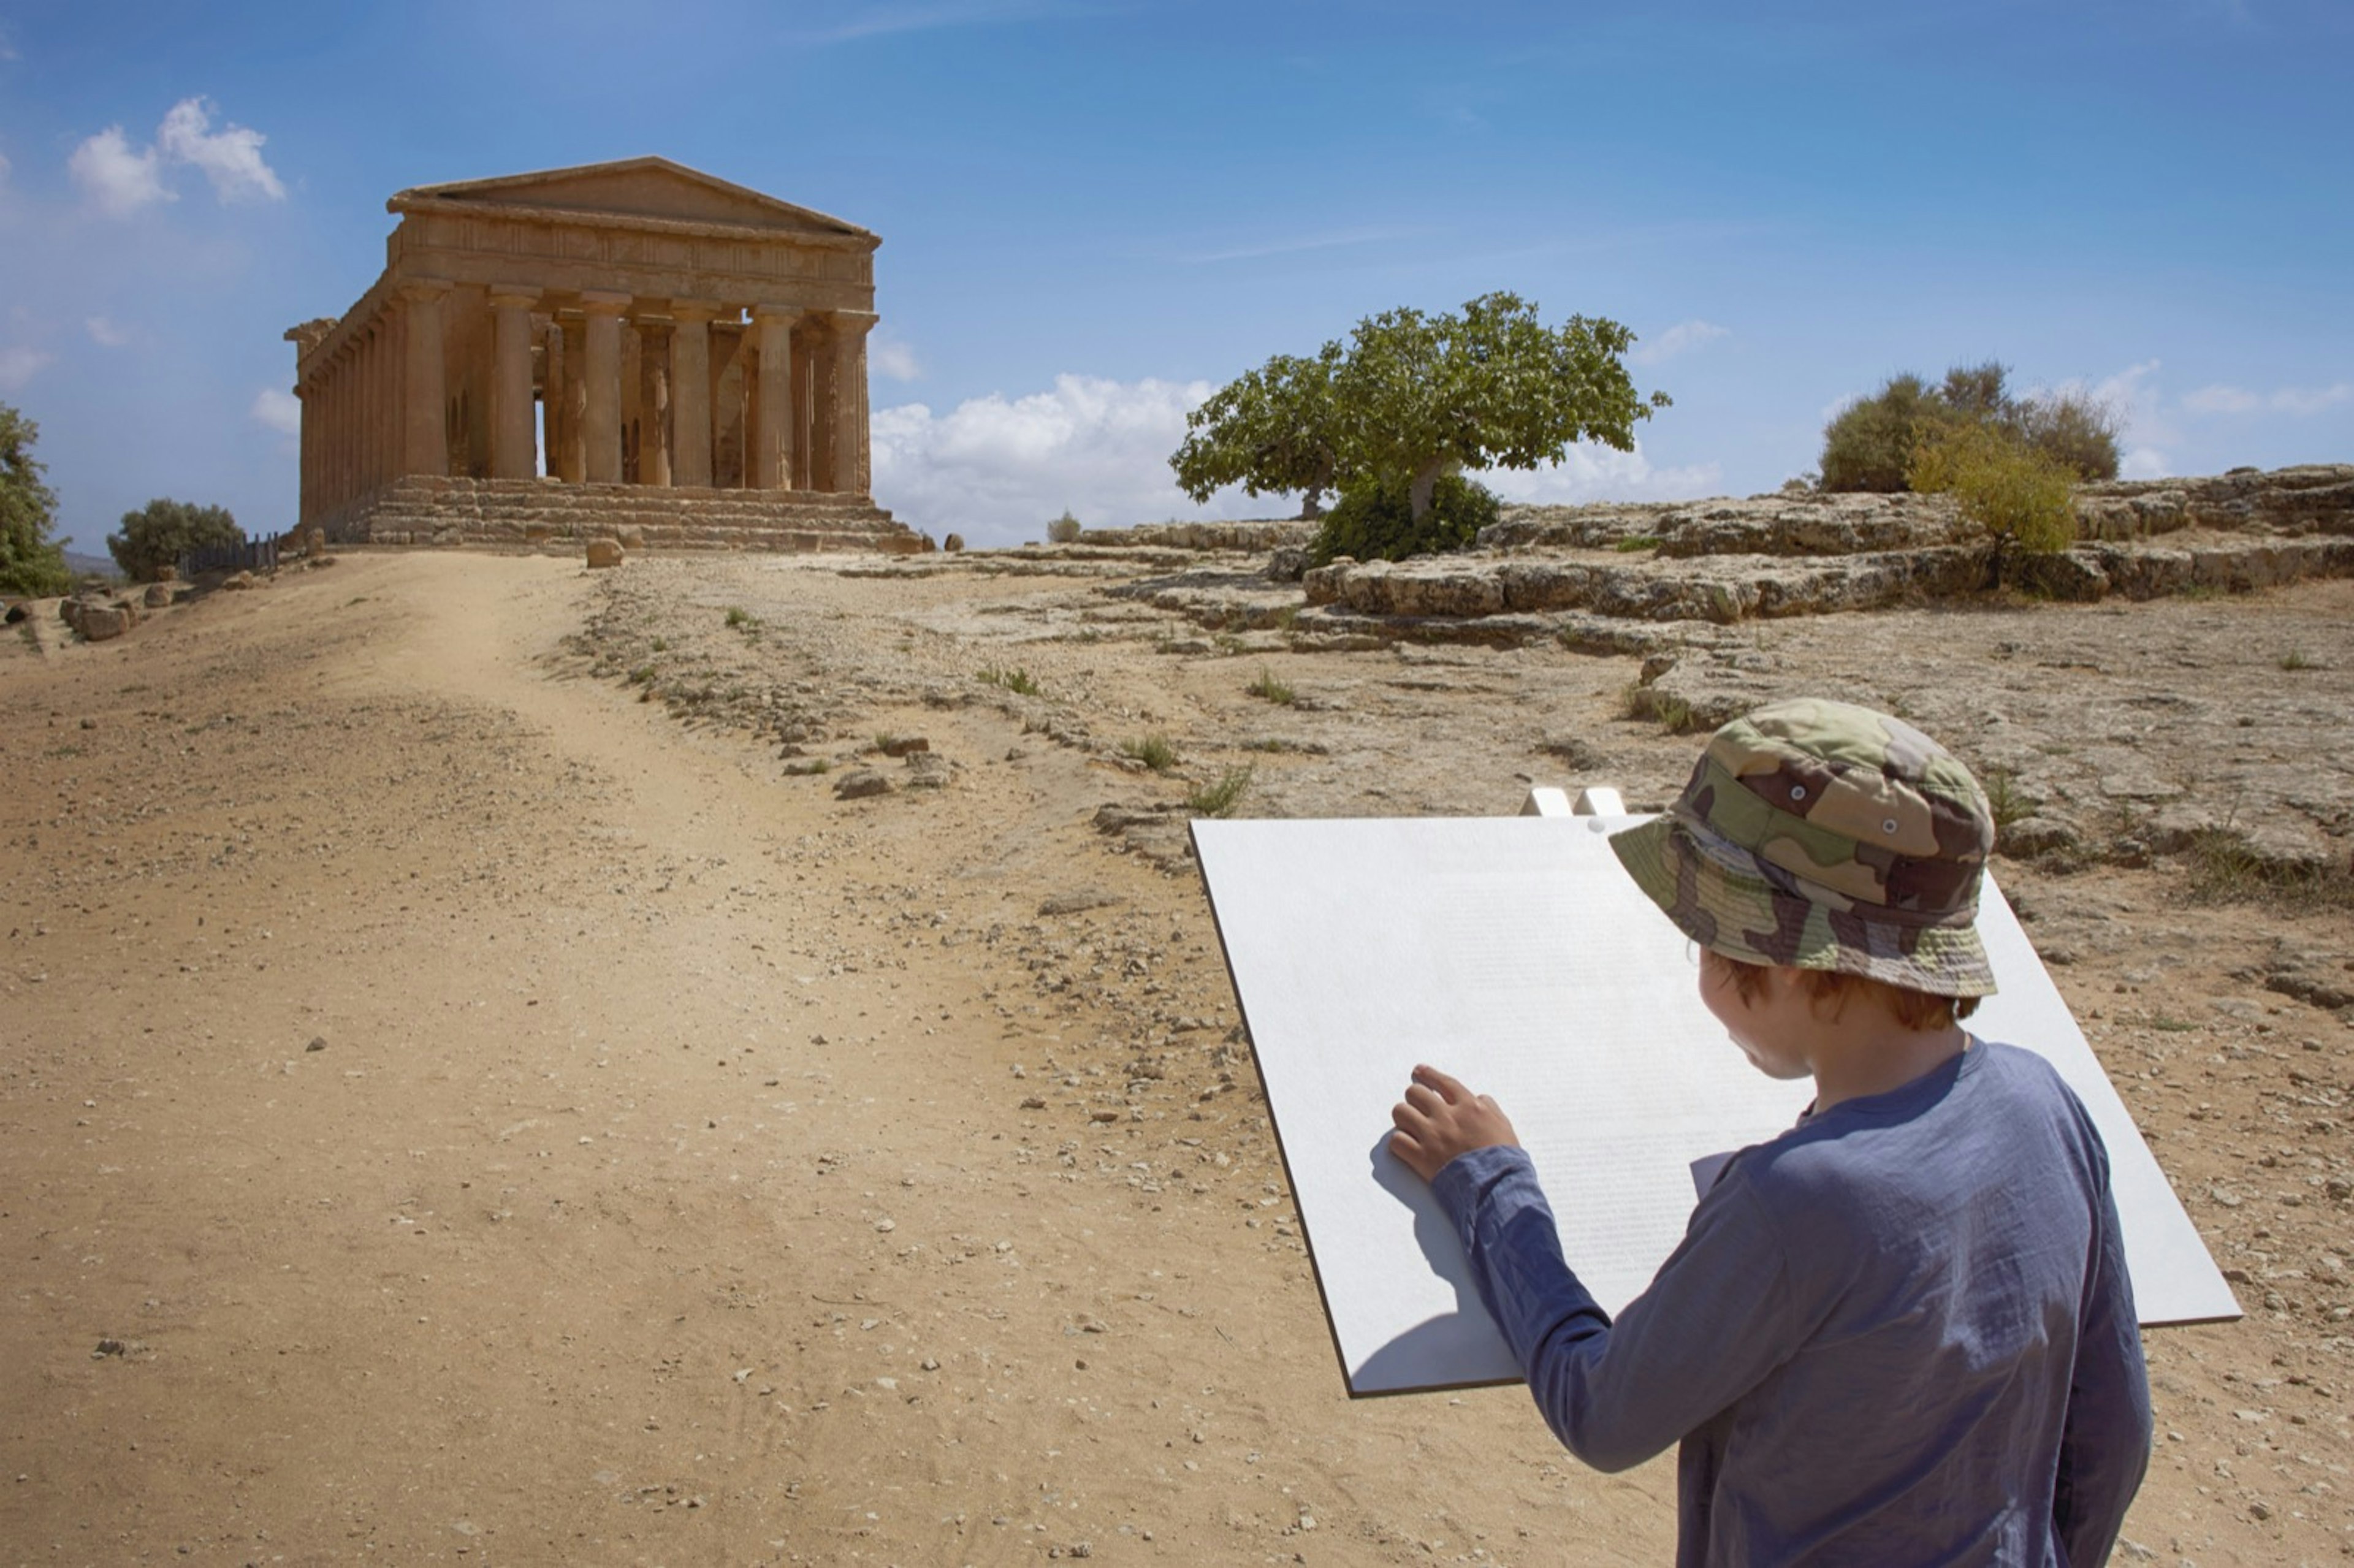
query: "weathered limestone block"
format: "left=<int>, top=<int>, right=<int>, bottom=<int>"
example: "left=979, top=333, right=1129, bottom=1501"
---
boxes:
left=585, top=539, right=625, bottom=568
left=143, top=584, right=174, bottom=608
left=77, top=604, right=132, bottom=641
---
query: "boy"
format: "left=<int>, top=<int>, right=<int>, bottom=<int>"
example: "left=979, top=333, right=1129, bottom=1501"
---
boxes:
left=1389, top=698, right=2152, bottom=1567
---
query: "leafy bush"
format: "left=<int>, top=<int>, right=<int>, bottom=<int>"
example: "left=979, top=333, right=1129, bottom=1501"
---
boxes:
left=1308, top=475, right=1500, bottom=568
left=2012, top=393, right=2121, bottom=483
left=1906, top=421, right=2076, bottom=558
left=1819, top=375, right=1957, bottom=493
left=107, top=498, right=242, bottom=582
left=0, top=403, right=70, bottom=598
left=1820, top=363, right=2120, bottom=494
left=1046, top=511, right=1081, bottom=544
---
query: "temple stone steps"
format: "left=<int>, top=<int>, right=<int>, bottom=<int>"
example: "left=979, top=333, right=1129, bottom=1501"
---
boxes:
left=311, top=475, right=924, bottom=554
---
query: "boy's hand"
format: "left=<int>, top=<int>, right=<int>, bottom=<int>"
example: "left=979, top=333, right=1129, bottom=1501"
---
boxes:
left=1388, top=1065, right=1519, bottom=1184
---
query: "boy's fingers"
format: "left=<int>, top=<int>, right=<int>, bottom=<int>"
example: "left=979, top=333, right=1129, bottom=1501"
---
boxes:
left=1401, top=1082, right=1444, bottom=1116
left=1415, top=1066, right=1469, bottom=1104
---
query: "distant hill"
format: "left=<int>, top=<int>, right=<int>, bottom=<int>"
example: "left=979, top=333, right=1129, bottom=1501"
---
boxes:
left=62, top=549, right=120, bottom=581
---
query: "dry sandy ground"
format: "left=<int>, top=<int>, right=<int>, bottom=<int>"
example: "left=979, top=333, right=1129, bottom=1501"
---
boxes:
left=3, top=552, right=2349, bottom=1567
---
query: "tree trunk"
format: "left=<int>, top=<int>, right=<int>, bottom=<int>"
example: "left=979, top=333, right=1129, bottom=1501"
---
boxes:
left=1408, top=458, right=1449, bottom=522
left=1297, top=489, right=1324, bottom=521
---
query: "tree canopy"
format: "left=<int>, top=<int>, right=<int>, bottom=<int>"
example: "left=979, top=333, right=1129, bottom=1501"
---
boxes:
left=1170, top=344, right=1344, bottom=519
left=108, top=498, right=243, bottom=583
left=1173, top=292, right=1668, bottom=522
left=1, top=403, right=71, bottom=598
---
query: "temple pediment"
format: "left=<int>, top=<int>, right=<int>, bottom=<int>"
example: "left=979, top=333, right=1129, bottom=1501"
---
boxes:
left=390, top=157, right=873, bottom=242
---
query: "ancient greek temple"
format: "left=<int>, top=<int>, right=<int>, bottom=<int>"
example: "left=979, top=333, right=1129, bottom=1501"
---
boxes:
left=283, top=157, right=918, bottom=552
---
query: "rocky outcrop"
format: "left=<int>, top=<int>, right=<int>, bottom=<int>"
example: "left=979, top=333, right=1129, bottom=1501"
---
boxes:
left=2071, top=464, right=2354, bottom=541
left=1075, top=520, right=1313, bottom=552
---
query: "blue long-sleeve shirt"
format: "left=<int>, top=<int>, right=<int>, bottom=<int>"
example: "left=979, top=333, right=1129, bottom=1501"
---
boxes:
left=1430, top=1040, right=2152, bottom=1567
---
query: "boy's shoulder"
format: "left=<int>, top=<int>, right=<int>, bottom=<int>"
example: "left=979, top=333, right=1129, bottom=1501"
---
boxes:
left=1721, top=1041, right=2101, bottom=1231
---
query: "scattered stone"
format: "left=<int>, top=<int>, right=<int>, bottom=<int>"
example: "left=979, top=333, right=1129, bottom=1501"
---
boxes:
left=585, top=539, right=626, bottom=569
left=77, top=604, right=132, bottom=642
left=943, top=533, right=965, bottom=553
left=1038, top=889, right=1123, bottom=916
left=832, top=769, right=893, bottom=801
left=306, top=1036, right=327, bottom=1052
left=878, top=735, right=929, bottom=757
left=615, top=525, right=646, bottom=551
left=223, top=571, right=256, bottom=591
left=904, top=751, right=951, bottom=788
left=143, top=584, right=173, bottom=608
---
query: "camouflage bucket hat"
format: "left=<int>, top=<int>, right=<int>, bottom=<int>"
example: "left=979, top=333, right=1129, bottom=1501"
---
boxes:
left=1608, top=698, right=1998, bottom=997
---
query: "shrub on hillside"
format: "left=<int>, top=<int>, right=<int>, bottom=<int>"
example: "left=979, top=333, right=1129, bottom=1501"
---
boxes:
left=1819, top=375, right=1959, bottom=493
left=1820, top=363, right=2120, bottom=493
left=1046, top=510, right=1081, bottom=544
left=1907, top=420, right=2077, bottom=561
left=1307, top=474, right=1500, bottom=567
left=108, top=498, right=243, bottom=583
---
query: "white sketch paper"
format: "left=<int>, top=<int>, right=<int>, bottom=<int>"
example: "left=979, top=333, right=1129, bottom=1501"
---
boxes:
left=1192, top=815, right=2239, bottom=1398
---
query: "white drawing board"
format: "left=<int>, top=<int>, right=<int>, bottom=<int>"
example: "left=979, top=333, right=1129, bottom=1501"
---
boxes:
left=1192, top=814, right=2240, bottom=1398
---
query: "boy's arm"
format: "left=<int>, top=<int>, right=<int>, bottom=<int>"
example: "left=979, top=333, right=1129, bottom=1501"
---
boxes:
left=1430, top=1144, right=1804, bottom=1472
left=2052, top=1176, right=2153, bottom=1567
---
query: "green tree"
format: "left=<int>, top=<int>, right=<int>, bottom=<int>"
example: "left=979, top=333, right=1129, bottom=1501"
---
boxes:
left=1174, top=292, right=1667, bottom=527
left=1170, top=344, right=1344, bottom=519
left=108, top=498, right=244, bottom=582
left=0, top=403, right=71, bottom=598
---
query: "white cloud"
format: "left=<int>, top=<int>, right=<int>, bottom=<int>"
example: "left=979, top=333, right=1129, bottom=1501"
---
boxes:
left=68, top=126, right=169, bottom=216
left=250, top=387, right=302, bottom=437
left=156, top=97, right=285, bottom=204
left=873, top=373, right=1272, bottom=546
left=1483, top=445, right=1723, bottom=506
left=2182, top=381, right=2351, bottom=416
left=870, top=335, right=921, bottom=381
left=67, top=97, right=285, bottom=218
left=1630, top=319, right=1729, bottom=367
left=2120, top=447, right=2171, bottom=479
left=85, top=316, right=133, bottom=348
left=0, top=346, right=53, bottom=392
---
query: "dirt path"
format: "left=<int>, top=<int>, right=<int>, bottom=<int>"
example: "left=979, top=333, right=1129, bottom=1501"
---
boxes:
left=4, top=552, right=2348, bottom=1566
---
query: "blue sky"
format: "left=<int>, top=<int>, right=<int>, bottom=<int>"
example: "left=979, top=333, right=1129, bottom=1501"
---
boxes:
left=1, top=1, right=2348, bottom=551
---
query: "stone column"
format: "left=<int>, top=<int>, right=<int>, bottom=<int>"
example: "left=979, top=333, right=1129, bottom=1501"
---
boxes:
left=749, top=305, right=801, bottom=490
left=332, top=348, right=348, bottom=506
left=547, top=319, right=582, bottom=484
left=489, top=287, right=539, bottom=481
left=360, top=326, right=376, bottom=493
left=581, top=291, right=629, bottom=485
left=669, top=301, right=717, bottom=489
left=636, top=316, right=672, bottom=487
left=401, top=283, right=451, bottom=477
left=827, top=311, right=877, bottom=497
